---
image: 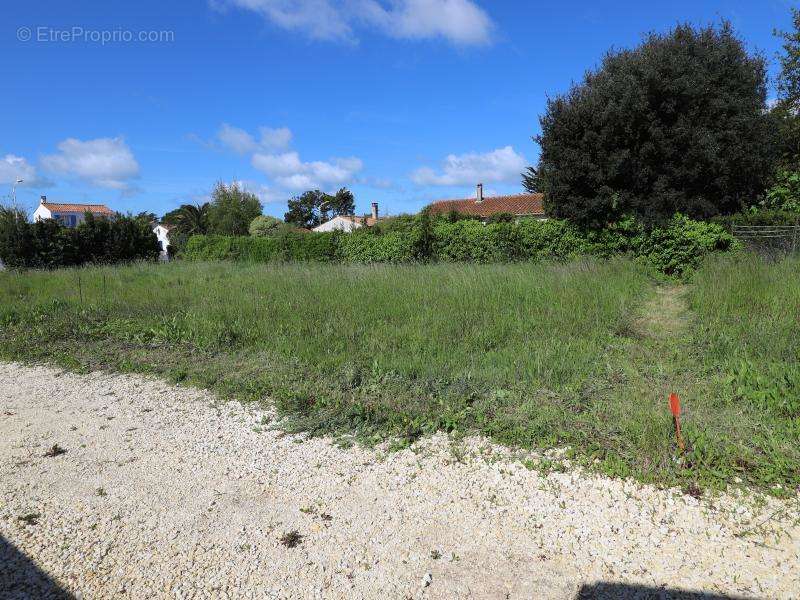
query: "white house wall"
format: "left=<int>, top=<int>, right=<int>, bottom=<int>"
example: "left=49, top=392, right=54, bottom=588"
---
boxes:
left=313, top=217, right=363, bottom=233
left=153, top=226, right=170, bottom=258
left=32, top=205, right=52, bottom=222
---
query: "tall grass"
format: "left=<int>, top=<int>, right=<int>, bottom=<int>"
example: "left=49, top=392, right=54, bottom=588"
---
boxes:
left=0, top=259, right=645, bottom=389
left=685, top=255, right=800, bottom=490
left=1, top=256, right=797, bottom=493
left=0, top=259, right=649, bottom=440
left=690, top=255, right=800, bottom=363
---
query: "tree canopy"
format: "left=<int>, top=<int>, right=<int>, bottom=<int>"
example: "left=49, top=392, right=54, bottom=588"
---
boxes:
left=207, top=182, right=262, bottom=236
left=162, top=203, right=210, bottom=236
left=284, top=188, right=355, bottom=229
left=521, top=166, right=541, bottom=194
left=531, top=22, right=774, bottom=227
left=772, top=8, right=800, bottom=171
left=249, top=215, right=284, bottom=237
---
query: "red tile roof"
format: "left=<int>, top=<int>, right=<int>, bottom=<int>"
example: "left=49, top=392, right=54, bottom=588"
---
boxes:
left=427, top=193, right=544, bottom=218
left=43, top=202, right=115, bottom=216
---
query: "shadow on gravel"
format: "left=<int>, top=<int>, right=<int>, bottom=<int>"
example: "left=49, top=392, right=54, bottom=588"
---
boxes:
left=0, top=534, right=75, bottom=599
left=577, top=582, right=755, bottom=599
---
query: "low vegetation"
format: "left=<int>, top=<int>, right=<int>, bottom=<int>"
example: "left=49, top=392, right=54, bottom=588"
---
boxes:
left=0, top=208, right=159, bottom=269
left=184, top=214, right=737, bottom=277
left=0, top=256, right=797, bottom=495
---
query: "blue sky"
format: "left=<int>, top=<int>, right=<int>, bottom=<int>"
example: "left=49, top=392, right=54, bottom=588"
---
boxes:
left=1, top=0, right=794, bottom=219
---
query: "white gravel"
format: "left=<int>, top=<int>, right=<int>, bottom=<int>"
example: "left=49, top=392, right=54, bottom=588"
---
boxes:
left=1, top=362, right=798, bottom=599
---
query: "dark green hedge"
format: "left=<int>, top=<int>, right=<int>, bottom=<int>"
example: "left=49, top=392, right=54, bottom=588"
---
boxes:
left=184, top=231, right=337, bottom=263
left=338, top=231, right=418, bottom=263
left=0, top=209, right=160, bottom=269
left=184, top=214, right=738, bottom=276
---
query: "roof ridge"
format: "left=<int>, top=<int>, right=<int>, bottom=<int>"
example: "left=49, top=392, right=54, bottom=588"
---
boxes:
left=430, top=192, right=542, bottom=204
left=427, top=192, right=544, bottom=217
left=40, top=202, right=116, bottom=217
left=43, top=202, right=111, bottom=206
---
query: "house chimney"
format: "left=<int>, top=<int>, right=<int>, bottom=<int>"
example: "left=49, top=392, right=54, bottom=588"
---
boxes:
left=371, top=202, right=378, bottom=221
left=476, top=183, right=484, bottom=203
left=40, top=195, right=47, bottom=204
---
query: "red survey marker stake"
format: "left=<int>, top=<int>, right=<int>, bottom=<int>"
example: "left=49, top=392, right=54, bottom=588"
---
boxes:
left=669, top=393, right=685, bottom=452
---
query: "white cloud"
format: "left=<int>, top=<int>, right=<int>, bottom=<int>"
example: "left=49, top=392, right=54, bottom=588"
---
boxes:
left=41, top=137, right=140, bottom=190
left=252, top=151, right=362, bottom=190
left=251, top=151, right=304, bottom=176
left=208, top=121, right=364, bottom=198
left=259, top=126, right=293, bottom=149
left=213, top=0, right=493, bottom=45
left=218, top=123, right=292, bottom=154
left=218, top=124, right=258, bottom=154
left=357, top=0, right=492, bottom=45
left=411, top=146, right=526, bottom=186
left=233, top=179, right=287, bottom=203
left=211, top=0, right=352, bottom=40
left=0, top=154, right=41, bottom=186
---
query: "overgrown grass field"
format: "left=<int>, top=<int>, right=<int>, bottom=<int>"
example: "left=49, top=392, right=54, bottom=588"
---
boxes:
left=0, top=256, right=797, bottom=494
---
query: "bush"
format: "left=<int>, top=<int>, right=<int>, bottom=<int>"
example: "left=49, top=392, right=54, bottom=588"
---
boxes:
left=183, top=214, right=737, bottom=277
left=0, top=207, right=37, bottom=268
left=0, top=210, right=159, bottom=269
left=432, top=221, right=513, bottom=263
left=714, top=209, right=800, bottom=229
left=185, top=231, right=337, bottom=263
left=249, top=215, right=284, bottom=237
left=274, top=230, right=338, bottom=262
left=634, top=215, right=739, bottom=276
left=370, top=214, right=418, bottom=235
left=338, top=230, right=417, bottom=263
left=764, top=171, right=800, bottom=212
left=517, top=219, right=590, bottom=260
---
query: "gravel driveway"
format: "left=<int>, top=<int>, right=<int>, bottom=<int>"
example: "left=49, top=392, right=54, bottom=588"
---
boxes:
left=1, top=362, right=798, bottom=599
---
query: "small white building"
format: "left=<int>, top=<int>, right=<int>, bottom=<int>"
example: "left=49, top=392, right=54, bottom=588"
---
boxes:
left=313, top=203, right=380, bottom=233
left=152, top=224, right=172, bottom=259
left=32, top=196, right=115, bottom=227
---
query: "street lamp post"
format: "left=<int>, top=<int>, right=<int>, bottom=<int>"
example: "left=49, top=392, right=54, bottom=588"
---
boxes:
left=11, top=178, right=23, bottom=204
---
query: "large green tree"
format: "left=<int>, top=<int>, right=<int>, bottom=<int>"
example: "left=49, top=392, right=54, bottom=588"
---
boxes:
left=284, top=187, right=355, bottom=229
left=531, top=22, right=773, bottom=226
left=521, top=166, right=541, bottom=194
left=206, top=182, right=262, bottom=236
left=773, top=8, right=800, bottom=170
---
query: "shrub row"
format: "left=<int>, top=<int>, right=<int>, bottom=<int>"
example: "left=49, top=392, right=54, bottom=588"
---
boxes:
left=184, top=214, right=738, bottom=276
left=184, top=230, right=338, bottom=262
left=0, top=209, right=160, bottom=269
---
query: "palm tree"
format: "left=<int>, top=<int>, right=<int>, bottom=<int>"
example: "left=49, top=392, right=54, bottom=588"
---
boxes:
left=165, top=203, right=209, bottom=235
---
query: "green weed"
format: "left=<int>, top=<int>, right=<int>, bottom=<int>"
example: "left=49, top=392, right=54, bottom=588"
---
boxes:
left=0, top=257, right=797, bottom=494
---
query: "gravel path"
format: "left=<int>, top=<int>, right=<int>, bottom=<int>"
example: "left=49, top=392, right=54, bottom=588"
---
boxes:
left=1, top=362, right=798, bottom=599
